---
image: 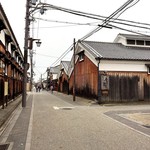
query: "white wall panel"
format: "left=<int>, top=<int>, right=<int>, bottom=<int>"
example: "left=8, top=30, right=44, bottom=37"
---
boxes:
left=99, top=60, right=149, bottom=72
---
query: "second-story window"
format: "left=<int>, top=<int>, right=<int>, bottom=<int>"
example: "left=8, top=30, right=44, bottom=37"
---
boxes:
left=136, top=40, right=144, bottom=45
left=127, top=39, right=135, bottom=45
left=5, top=64, right=7, bottom=75
left=145, top=41, right=150, bottom=46
left=78, top=51, right=84, bottom=62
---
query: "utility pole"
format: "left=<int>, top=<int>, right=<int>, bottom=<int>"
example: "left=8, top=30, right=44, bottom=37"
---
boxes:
left=22, top=0, right=30, bottom=107
left=30, top=51, right=33, bottom=91
left=73, top=38, right=76, bottom=101
left=46, top=67, right=50, bottom=90
left=41, top=74, right=42, bottom=84
left=22, top=0, right=42, bottom=107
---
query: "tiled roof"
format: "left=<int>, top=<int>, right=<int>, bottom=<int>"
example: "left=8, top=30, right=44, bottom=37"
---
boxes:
left=61, top=61, right=70, bottom=73
left=50, top=65, right=60, bottom=74
left=80, top=41, right=150, bottom=61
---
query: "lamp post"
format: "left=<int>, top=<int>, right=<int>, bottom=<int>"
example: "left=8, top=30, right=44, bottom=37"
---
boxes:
left=28, top=38, right=42, bottom=50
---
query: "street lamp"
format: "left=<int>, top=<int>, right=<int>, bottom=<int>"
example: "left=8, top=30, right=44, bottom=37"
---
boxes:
left=28, top=38, right=42, bottom=49
left=36, top=40, right=42, bottom=47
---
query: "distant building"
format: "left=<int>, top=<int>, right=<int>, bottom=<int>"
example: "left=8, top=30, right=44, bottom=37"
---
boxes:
left=58, top=61, right=70, bottom=94
left=47, top=65, right=60, bottom=91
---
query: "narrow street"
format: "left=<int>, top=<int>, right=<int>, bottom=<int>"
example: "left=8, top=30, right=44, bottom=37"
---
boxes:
left=0, top=91, right=150, bottom=150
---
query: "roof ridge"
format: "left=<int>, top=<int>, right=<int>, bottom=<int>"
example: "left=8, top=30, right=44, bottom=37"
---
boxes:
left=81, top=41, right=103, bottom=58
left=84, top=40, right=123, bottom=45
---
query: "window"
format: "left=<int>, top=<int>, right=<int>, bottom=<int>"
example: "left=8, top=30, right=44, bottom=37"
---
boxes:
left=5, top=64, right=7, bottom=75
left=146, top=41, right=150, bottom=46
left=127, top=39, right=135, bottom=45
left=136, top=40, right=144, bottom=45
left=79, top=53, right=84, bottom=61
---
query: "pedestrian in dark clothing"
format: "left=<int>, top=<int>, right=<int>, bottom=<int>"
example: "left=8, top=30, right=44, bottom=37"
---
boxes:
left=50, top=85, right=53, bottom=93
left=38, top=85, right=41, bottom=92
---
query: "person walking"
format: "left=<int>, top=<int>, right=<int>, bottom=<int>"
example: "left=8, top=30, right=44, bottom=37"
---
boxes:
left=50, top=85, right=53, bottom=94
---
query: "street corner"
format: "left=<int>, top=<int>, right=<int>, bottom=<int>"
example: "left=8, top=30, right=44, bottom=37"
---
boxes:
left=104, top=109, right=150, bottom=137
left=121, top=113, right=150, bottom=127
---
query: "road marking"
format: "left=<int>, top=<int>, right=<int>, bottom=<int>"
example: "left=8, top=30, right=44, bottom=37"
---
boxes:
left=53, top=106, right=74, bottom=110
left=53, top=106, right=60, bottom=110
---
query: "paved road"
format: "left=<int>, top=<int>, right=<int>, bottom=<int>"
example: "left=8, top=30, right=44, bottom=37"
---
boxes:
left=31, top=91, right=150, bottom=150
left=0, top=91, right=150, bottom=150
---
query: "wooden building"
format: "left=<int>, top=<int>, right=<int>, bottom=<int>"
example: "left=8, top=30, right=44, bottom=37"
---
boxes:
left=47, top=65, right=60, bottom=91
left=0, top=3, right=24, bottom=108
left=58, top=61, right=70, bottom=94
left=69, top=34, right=150, bottom=103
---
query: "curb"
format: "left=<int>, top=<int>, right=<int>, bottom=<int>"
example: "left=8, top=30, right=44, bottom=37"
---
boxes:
left=0, top=95, right=22, bottom=129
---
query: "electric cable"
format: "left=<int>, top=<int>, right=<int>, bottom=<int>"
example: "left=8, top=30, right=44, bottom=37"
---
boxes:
left=107, top=23, right=150, bottom=37
left=36, top=0, right=150, bottom=71
left=36, top=53, right=59, bottom=58
left=39, top=0, right=148, bottom=29
left=80, top=0, right=140, bottom=40
left=31, top=1, right=150, bottom=34
left=32, top=17, right=150, bottom=33
left=34, top=17, right=96, bottom=26
left=50, top=44, right=74, bottom=67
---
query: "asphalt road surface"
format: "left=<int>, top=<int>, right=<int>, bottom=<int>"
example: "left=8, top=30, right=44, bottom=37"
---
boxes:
left=30, top=91, right=150, bottom=150
left=0, top=91, right=150, bottom=150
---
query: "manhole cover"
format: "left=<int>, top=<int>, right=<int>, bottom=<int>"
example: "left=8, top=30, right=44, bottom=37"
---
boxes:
left=61, top=107, right=73, bottom=110
left=0, top=144, right=9, bottom=150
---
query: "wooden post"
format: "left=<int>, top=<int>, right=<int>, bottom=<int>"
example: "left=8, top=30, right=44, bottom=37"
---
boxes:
left=73, top=38, right=76, bottom=101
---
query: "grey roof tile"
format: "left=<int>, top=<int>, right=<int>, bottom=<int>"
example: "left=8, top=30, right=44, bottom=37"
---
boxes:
left=81, top=41, right=150, bottom=61
left=61, top=61, right=70, bottom=72
left=50, top=65, right=60, bottom=73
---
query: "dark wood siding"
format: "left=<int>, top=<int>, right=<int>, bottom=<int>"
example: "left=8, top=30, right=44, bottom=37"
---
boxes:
left=58, top=71, right=69, bottom=94
left=101, top=72, right=150, bottom=102
left=69, top=55, right=98, bottom=99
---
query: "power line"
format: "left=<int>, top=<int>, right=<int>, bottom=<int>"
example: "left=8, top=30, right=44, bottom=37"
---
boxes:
left=40, top=1, right=149, bottom=29
left=38, top=1, right=150, bottom=38
left=32, top=17, right=150, bottom=35
left=34, top=17, right=97, bottom=26
left=50, top=44, right=73, bottom=67
left=108, top=23, right=150, bottom=37
left=80, top=0, right=140, bottom=40
left=32, top=25, right=79, bottom=28
left=36, top=53, right=59, bottom=58
left=37, top=0, right=150, bottom=69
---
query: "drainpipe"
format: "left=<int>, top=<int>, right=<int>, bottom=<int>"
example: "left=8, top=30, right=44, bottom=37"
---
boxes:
left=96, top=58, right=101, bottom=104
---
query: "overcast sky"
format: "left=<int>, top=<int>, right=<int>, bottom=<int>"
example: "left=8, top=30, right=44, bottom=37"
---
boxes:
left=1, top=0, right=150, bottom=81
